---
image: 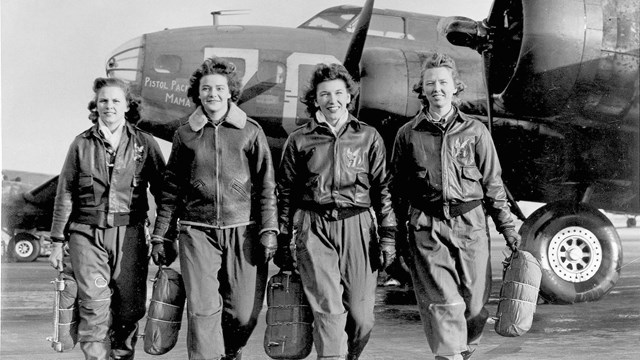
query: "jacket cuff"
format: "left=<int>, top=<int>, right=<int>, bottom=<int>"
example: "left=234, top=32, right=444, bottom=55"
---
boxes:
left=259, top=227, right=280, bottom=236
left=50, top=236, right=66, bottom=243
left=378, top=226, right=396, bottom=240
left=500, top=227, right=518, bottom=236
left=152, top=220, right=170, bottom=238
left=151, top=234, right=173, bottom=244
left=260, top=231, right=278, bottom=249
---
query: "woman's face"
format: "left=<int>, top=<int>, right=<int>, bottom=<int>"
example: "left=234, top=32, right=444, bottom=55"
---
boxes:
left=314, top=79, right=351, bottom=123
left=96, top=86, right=129, bottom=127
left=199, top=74, right=231, bottom=118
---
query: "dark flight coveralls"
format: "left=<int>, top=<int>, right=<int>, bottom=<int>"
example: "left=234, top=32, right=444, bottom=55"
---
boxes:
left=278, top=115, right=396, bottom=360
left=152, top=103, right=278, bottom=360
left=51, top=122, right=165, bottom=360
left=390, top=108, right=516, bottom=359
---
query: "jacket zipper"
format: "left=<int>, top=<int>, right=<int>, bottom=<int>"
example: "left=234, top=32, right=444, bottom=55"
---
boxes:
left=215, top=124, right=221, bottom=226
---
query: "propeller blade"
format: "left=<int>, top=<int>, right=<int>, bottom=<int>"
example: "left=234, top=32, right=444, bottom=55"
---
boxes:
left=486, top=0, right=511, bottom=27
left=483, top=50, right=494, bottom=134
left=343, top=0, right=374, bottom=81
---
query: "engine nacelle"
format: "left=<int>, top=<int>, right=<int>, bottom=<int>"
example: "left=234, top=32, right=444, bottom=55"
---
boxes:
left=359, top=47, right=422, bottom=118
left=493, top=0, right=639, bottom=122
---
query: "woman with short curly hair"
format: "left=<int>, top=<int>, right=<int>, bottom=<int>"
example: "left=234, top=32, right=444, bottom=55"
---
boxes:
left=49, top=76, right=166, bottom=360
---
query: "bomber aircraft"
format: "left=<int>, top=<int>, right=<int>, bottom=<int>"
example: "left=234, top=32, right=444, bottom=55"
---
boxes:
left=103, top=0, right=638, bottom=305
left=5, top=0, right=636, bottom=305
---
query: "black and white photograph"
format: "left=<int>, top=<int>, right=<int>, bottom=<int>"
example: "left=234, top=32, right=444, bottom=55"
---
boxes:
left=1, top=0, right=639, bottom=359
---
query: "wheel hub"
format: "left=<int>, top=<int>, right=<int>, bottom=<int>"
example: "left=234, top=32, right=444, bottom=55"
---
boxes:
left=16, top=240, right=34, bottom=256
left=548, top=226, right=602, bottom=282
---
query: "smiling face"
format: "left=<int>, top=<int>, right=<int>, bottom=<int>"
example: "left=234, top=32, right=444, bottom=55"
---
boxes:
left=422, top=66, right=456, bottom=113
left=96, top=86, right=129, bottom=128
left=199, top=74, right=231, bottom=119
left=314, top=79, right=351, bottom=123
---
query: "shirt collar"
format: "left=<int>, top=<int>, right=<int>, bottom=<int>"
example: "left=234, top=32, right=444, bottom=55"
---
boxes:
left=97, top=118, right=126, bottom=148
left=303, top=112, right=361, bottom=134
left=412, top=106, right=460, bottom=130
left=98, top=118, right=125, bottom=136
left=315, top=110, right=350, bottom=136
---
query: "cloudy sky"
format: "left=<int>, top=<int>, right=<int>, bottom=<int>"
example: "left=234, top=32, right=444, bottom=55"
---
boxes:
left=1, top=0, right=491, bottom=175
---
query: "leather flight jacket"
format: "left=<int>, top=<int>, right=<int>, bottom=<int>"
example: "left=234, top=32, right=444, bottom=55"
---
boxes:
left=51, top=122, right=166, bottom=238
left=390, top=107, right=515, bottom=232
left=153, top=103, right=279, bottom=238
left=278, top=114, right=396, bottom=234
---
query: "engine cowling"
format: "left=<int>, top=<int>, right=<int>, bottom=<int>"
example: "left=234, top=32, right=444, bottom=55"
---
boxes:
left=491, top=0, right=639, bottom=122
left=358, top=47, right=423, bottom=118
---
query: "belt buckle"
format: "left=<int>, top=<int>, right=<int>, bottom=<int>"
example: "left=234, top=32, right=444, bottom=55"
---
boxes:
left=330, top=209, right=339, bottom=220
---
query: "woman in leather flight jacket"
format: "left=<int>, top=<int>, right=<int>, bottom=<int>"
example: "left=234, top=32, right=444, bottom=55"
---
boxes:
left=49, top=77, right=166, bottom=360
left=276, top=63, right=396, bottom=360
left=390, top=53, right=521, bottom=360
left=150, top=57, right=279, bottom=360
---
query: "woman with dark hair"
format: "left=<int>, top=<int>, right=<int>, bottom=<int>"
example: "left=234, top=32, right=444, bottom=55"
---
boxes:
left=150, top=57, right=278, bottom=360
left=49, top=77, right=166, bottom=360
left=276, top=63, right=397, bottom=360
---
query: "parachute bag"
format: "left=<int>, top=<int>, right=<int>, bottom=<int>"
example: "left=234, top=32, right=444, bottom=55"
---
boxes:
left=495, top=249, right=542, bottom=337
left=47, top=267, right=79, bottom=352
left=143, top=266, right=186, bottom=355
left=264, top=270, right=314, bottom=359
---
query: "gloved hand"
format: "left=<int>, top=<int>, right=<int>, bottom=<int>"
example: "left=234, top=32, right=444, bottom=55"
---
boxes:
left=379, top=237, right=397, bottom=271
left=503, top=228, right=521, bottom=252
left=260, top=231, right=278, bottom=263
left=273, top=233, right=295, bottom=271
left=151, top=236, right=178, bottom=266
left=48, top=241, right=65, bottom=271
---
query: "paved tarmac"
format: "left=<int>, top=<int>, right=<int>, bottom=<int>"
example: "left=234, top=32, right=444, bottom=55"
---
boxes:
left=1, top=226, right=639, bottom=360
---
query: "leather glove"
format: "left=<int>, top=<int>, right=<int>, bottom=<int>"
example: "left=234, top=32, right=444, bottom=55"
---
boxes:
left=274, top=233, right=295, bottom=271
left=503, top=228, right=521, bottom=252
left=379, top=237, right=397, bottom=271
left=151, top=235, right=178, bottom=266
left=49, top=241, right=65, bottom=271
left=260, top=231, right=278, bottom=263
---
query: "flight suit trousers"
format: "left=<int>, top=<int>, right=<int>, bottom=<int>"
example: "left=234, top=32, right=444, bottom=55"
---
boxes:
left=294, top=209, right=379, bottom=360
left=68, top=222, right=149, bottom=360
left=406, top=206, right=491, bottom=359
left=178, top=224, right=267, bottom=360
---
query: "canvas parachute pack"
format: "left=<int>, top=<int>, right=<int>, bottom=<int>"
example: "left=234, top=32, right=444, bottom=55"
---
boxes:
left=495, top=249, right=542, bottom=337
left=264, top=270, right=314, bottom=359
left=47, top=268, right=79, bottom=352
left=143, top=266, right=186, bottom=355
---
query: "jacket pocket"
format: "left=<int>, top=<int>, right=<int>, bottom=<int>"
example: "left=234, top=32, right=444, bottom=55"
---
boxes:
left=354, top=172, right=371, bottom=203
left=460, top=166, right=483, bottom=198
left=231, top=178, right=250, bottom=201
left=461, top=166, right=482, bottom=181
left=78, top=174, right=95, bottom=206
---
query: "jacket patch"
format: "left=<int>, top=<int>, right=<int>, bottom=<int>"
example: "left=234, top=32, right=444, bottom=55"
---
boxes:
left=133, top=141, right=145, bottom=162
left=453, top=137, right=473, bottom=161
left=344, top=147, right=363, bottom=168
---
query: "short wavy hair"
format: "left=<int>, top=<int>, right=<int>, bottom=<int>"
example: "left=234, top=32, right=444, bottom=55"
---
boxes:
left=301, top=63, right=359, bottom=116
left=187, top=57, right=242, bottom=108
left=87, top=77, right=142, bottom=124
left=413, top=53, right=466, bottom=107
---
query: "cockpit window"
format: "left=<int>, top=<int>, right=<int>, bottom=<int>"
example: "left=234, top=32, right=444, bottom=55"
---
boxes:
left=154, top=55, right=182, bottom=74
left=347, top=14, right=406, bottom=39
left=300, top=12, right=356, bottom=29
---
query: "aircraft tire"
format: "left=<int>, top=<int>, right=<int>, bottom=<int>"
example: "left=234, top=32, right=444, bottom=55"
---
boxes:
left=9, top=233, right=41, bottom=262
left=519, top=201, right=622, bottom=304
